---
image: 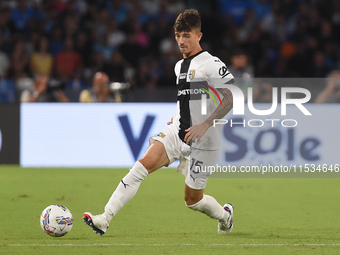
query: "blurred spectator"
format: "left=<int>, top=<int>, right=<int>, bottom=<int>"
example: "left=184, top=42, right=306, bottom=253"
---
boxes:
left=79, top=71, right=115, bottom=102
left=253, top=81, right=273, bottom=103
left=287, top=40, right=313, bottom=77
left=25, top=30, right=40, bottom=55
left=92, top=9, right=110, bottom=42
left=0, top=7, right=16, bottom=52
left=237, top=8, right=257, bottom=43
left=8, top=40, right=30, bottom=80
left=166, top=0, right=185, bottom=16
left=49, top=27, right=64, bottom=56
left=134, top=21, right=149, bottom=48
left=160, top=30, right=181, bottom=64
left=314, top=71, right=340, bottom=103
left=132, top=0, right=150, bottom=24
left=157, top=61, right=176, bottom=87
left=63, top=14, right=80, bottom=38
left=55, top=0, right=68, bottom=14
left=106, top=0, right=128, bottom=24
left=250, top=0, right=271, bottom=21
left=93, top=32, right=115, bottom=61
left=148, top=18, right=172, bottom=56
left=0, top=50, right=10, bottom=78
left=89, top=52, right=106, bottom=78
left=11, top=0, right=36, bottom=33
left=262, top=7, right=293, bottom=42
left=40, top=0, right=60, bottom=34
left=131, top=62, right=157, bottom=89
left=61, top=0, right=85, bottom=17
left=30, top=36, right=53, bottom=77
left=142, top=0, right=161, bottom=15
left=120, top=9, right=139, bottom=35
left=312, top=51, right=330, bottom=78
left=103, top=51, right=128, bottom=82
left=0, top=79, right=15, bottom=102
left=281, top=0, right=298, bottom=19
left=119, top=34, right=144, bottom=68
left=219, top=0, right=249, bottom=25
left=107, top=18, right=126, bottom=48
left=21, top=74, right=69, bottom=102
left=75, top=30, right=92, bottom=67
left=55, top=37, right=83, bottom=80
left=0, top=0, right=339, bottom=103
left=229, top=48, right=254, bottom=99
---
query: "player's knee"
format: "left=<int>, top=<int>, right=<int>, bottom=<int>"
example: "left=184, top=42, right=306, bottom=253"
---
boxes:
left=139, top=142, right=168, bottom=173
left=139, top=157, right=157, bottom=173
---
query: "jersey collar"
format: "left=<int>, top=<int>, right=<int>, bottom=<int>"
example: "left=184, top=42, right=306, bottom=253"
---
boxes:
left=183, top=50, right=205, bottom=61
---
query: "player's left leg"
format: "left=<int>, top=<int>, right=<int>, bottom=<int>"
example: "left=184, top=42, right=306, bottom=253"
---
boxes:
left=184, top=149, right=234, bottom=234
left=185, top=185, right=233, bottom=233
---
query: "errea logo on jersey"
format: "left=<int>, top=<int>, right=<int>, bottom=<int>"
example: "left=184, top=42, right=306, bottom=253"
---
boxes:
left=179, top=70, right=196, bottom=80
left=179, top=73, right=187, bottom=80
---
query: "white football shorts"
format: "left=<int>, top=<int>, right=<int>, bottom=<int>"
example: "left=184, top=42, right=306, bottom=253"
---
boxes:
left=149, top=123, right=219, bottom=190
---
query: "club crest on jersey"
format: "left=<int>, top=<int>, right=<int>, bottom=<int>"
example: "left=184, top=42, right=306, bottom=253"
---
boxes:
left=157, top=132, right=166, bottom=138
left=188, top=70, right=195, bottom=80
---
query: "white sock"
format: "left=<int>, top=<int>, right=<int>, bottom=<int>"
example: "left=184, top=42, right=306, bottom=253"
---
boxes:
left=187, top=194, right=230, bottom=222
left=104, top=161, right=148, bottom=222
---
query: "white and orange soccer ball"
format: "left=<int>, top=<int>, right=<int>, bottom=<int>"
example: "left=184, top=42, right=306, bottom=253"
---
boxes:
left=40, top=204, right=73, bottom=237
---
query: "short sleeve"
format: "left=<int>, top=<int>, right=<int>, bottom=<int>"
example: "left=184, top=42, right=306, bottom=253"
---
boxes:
left=174, top=60, right=182, bottom=76
left=205, top=57, right=234, bottom=87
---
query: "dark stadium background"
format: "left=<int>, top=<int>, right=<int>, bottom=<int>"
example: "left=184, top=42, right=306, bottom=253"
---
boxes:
left=0, top=0, right=339, bottom=103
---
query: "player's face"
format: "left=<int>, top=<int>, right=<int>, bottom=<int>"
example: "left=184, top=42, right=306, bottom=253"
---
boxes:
left=175, top=30, right=202, bottom=57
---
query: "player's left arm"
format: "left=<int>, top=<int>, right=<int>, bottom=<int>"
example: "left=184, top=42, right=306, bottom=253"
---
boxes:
left=203, top=87, right=233, bottom=126
left=184, top=58, right=234, bottom=144
left=184, top=88, right=233, bottom=144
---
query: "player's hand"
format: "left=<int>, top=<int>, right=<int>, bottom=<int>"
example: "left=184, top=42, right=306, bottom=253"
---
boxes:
left=184, top=122, right=210, bottom=145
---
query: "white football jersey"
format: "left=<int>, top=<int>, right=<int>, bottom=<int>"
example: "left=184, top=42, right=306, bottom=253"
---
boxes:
left=172, top=50, right=235, bottom=150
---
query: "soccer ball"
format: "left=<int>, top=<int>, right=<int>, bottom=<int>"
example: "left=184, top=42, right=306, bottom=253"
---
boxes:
left=40, top=204, right=73, bottom=237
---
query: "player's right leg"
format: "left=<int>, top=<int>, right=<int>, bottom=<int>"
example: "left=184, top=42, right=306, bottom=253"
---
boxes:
left=83, top=141, right=169, bottom=235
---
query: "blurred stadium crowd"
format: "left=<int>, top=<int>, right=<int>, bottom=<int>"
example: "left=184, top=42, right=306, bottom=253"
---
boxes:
left=0, top=0, right=340, bottom=102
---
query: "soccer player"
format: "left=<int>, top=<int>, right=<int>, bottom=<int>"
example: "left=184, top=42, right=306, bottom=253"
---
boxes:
left=84, top=9, right=235, bottom=235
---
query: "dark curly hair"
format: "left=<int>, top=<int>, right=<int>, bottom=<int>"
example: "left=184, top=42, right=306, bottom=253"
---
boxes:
left=174, top=9, right=201, bottom=32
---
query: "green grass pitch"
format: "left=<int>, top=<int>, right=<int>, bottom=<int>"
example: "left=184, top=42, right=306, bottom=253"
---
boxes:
left=1, top=165, right=340, bottom=254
